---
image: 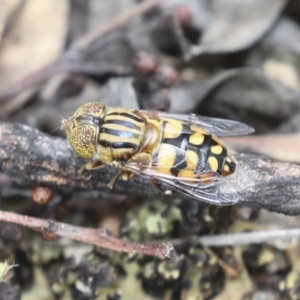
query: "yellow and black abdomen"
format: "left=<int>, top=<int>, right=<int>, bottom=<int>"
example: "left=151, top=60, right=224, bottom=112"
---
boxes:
left=151, top=118, right=235, bottom=181
left=98, top=108, right=146, bottom=160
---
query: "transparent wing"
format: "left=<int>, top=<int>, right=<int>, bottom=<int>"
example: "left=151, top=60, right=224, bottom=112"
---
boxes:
left=157, top=112, right=254, bottom=137
left=123, top=160, right=239, bottom=206
left=152, top=174, right=239, bottom=205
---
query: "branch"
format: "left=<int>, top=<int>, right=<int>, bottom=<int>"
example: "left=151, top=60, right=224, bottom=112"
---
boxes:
left=0, top=211, right=174, bottom=259
left=1, top=121, right=300, bottom=215
left=198, top=228, right=300, bottom=246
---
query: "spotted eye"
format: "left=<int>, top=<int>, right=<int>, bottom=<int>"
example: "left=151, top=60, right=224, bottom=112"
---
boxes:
left=68, top=125, right=98, bottom=159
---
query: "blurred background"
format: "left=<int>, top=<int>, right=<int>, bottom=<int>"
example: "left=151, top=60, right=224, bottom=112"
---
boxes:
left=1, top=0, right=300, bottom=299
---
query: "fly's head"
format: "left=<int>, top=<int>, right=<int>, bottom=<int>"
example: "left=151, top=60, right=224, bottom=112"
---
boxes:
left=62, top=102, right=106, bottom=159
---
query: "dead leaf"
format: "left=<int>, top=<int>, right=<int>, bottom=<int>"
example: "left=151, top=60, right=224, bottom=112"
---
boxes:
left=0, top=0, right=69, bottom=91
left=191, top=0, right=287, bottom=55
left=0, top=0, right=24, bottom=45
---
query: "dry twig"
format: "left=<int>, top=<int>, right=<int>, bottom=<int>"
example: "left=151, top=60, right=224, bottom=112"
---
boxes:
left=0, top=121, right=300, bottom=215
left=0, top=210, right=173, bottom=259
left=198, top=228, right=300, bottom=246
left=203, top=246, right=239, bottom=278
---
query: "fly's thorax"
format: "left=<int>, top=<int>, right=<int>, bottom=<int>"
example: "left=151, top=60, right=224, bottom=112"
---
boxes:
left=98, top=107, right=147, bottom=160
left=63, top=102, right=107, bottom=159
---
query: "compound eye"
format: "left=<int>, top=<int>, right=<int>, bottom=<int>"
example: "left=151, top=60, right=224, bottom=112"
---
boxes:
left=79, top=102, right=106, bottom=117
left=68, top=125, right=97, bottom=159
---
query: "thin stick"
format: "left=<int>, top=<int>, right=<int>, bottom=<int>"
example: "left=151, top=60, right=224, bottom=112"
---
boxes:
left=203, top=246, right=239, bottom=277
left=0, top=210, right=174, bottom=259
left=198, top=228, right=300, bottom=246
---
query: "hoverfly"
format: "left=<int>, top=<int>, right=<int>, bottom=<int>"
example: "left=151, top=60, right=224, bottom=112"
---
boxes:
left=62, top=102, right=254, bottom=205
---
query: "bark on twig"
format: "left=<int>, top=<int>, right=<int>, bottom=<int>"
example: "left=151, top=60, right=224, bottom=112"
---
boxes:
left=0, top=121, right=300, bottom=215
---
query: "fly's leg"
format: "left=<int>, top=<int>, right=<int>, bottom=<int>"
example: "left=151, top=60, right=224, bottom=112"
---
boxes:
left=107, top=170, right=122, bottom=189
left=107, top=170, right=134, bottom=189
left=78, top=160, right=104, bottom=174
left=107, top=153, right=151, bottom=189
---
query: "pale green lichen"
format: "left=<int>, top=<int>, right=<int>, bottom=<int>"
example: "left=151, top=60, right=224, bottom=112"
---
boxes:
left=0, top=261, right=16, bottom=282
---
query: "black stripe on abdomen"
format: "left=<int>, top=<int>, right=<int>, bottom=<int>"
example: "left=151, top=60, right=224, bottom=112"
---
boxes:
left=187, top=134, right=212, bottom=172
left=209, top=140, right=227, bottom=174
left=162, top=123, right=194, bottom=151
left=162, top=123, right=193, bottom=176
left=171, top=149, right=187, bottom=177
